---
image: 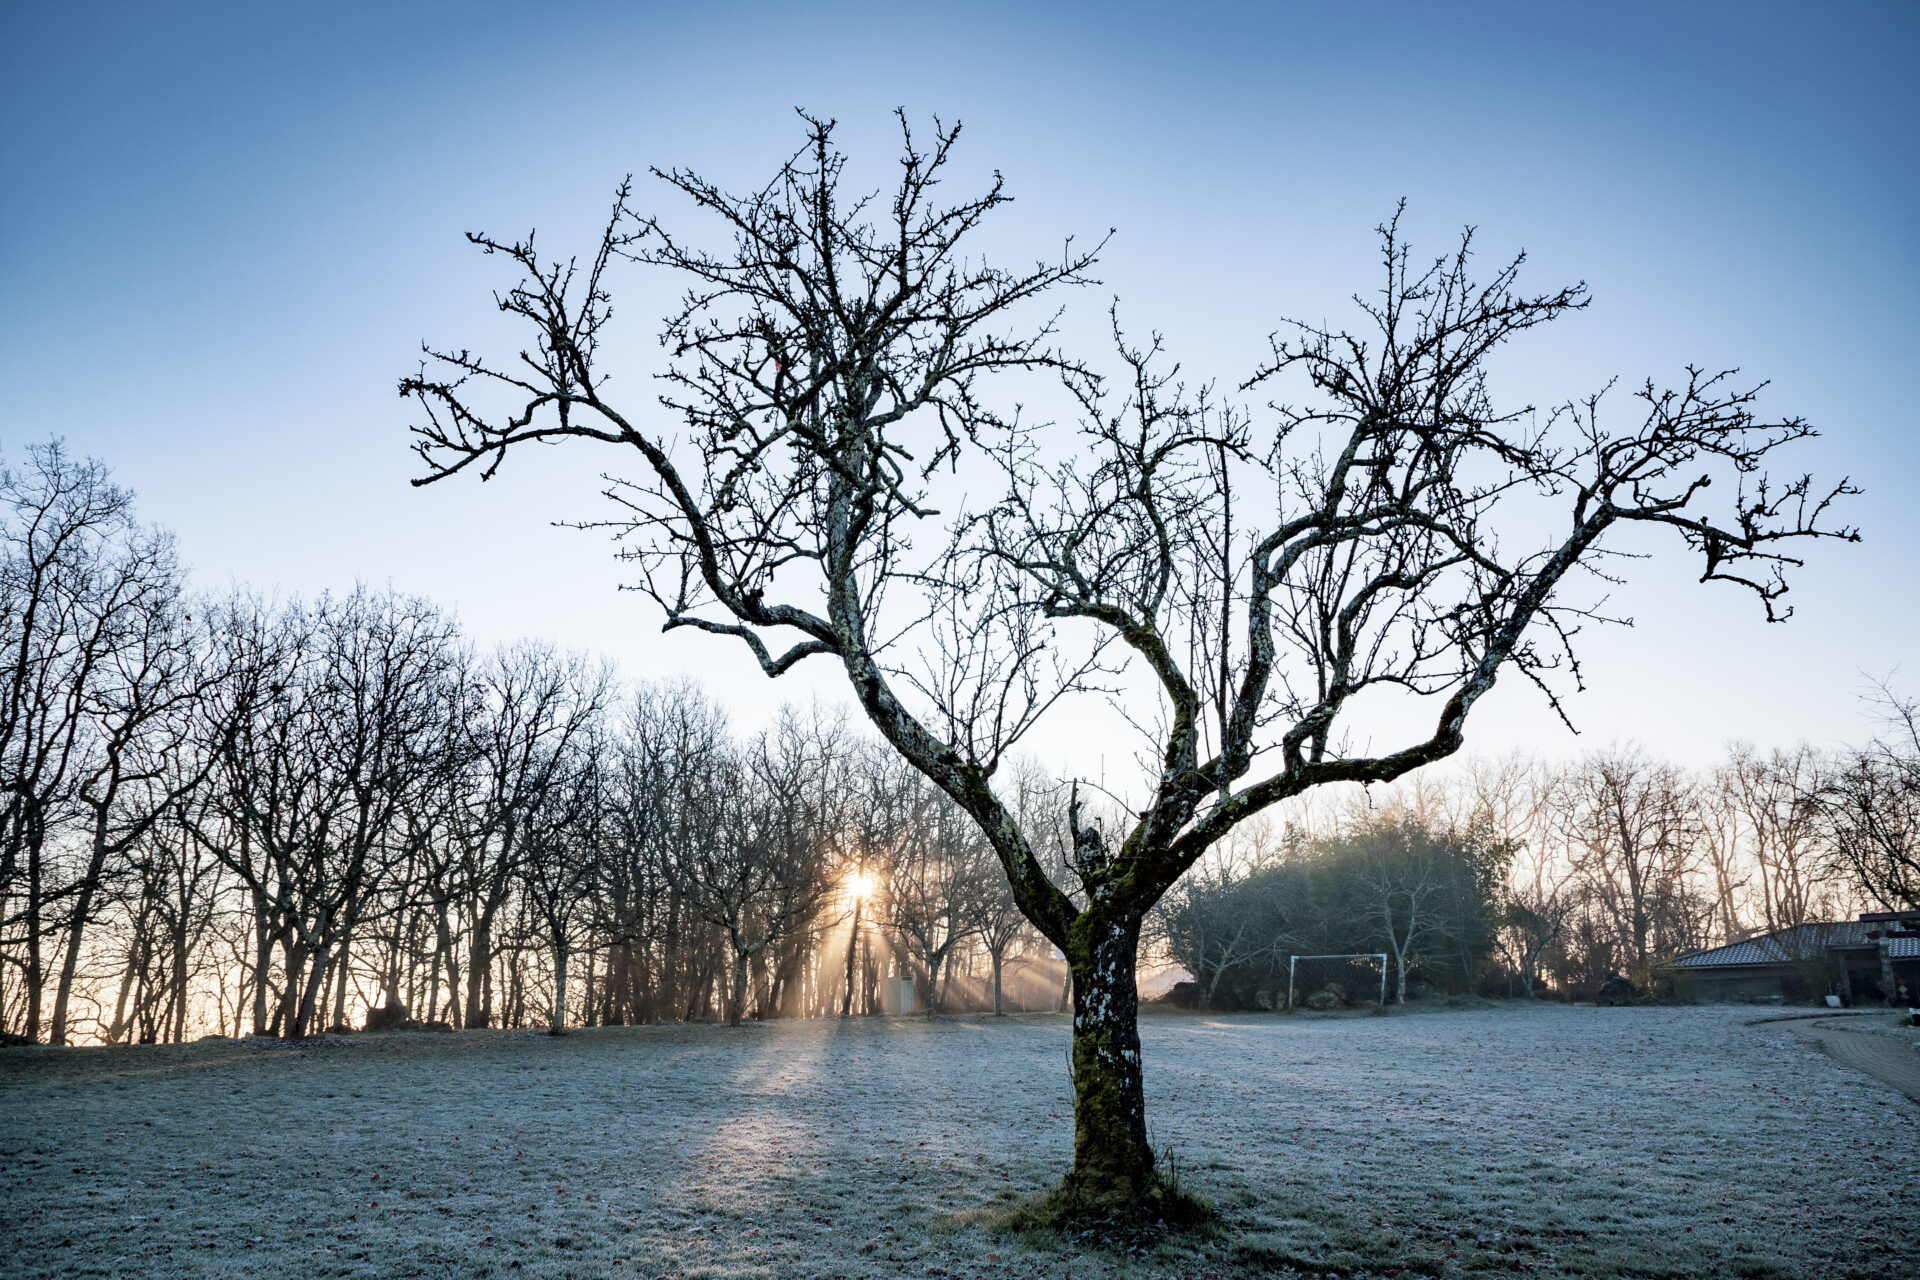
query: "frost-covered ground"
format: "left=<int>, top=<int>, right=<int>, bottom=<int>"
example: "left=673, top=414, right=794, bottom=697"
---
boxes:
left=1, top=1004, right=1909, bottom=1279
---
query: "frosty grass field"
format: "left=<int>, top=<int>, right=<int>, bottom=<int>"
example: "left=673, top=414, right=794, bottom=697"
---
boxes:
left=2, top=1004, right=1910, bottom=1280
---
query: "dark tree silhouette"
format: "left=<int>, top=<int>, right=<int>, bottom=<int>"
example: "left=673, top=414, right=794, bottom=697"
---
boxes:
left=0, top=442, right=195, bottom=1044
left=402, top=112, right=1855, bottom=1216
left=1809, top=686, right=1920, bottom=910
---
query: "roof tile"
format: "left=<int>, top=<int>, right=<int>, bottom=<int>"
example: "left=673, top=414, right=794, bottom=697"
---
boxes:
left=1669, top=921, right=1879, bottom=968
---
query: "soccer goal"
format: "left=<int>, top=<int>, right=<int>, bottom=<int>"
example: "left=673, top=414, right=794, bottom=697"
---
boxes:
left=1286, top=952, right=1389, bottom=1010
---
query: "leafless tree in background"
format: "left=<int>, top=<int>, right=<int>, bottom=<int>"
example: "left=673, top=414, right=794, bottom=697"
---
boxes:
left=665, top=712, right=839, bottom=1027
left=878, top=770, right=992, bottom=1014
left=203, top=588, right=459, bottom=1039
left=1717, top=743, right=1833, bottom=932
left=510, top=660, right=613, bottom=1034
left=1494, top=883, right=1572, bottom=1000
left=0, top=469, right=1890, bottom=1051
left=1562, top=748, right=1710, bottom=977
left=600, top=680, right=729, bottom=1025
left=1354, top=818, right=1450, bottom=1004
left=0, top=442, right=195, bottom=1043
left=1696, top=771, right=1752, bottom=944
left=1809, top=686, right=1920, bottom=910
left=449, top=643, right=603, bottom=1029
left=835, top=741, right=906, bottom=1018
left=1152, top=822, right=1297, bottom=1011
left=970, top=772, right=1056, bottom=1015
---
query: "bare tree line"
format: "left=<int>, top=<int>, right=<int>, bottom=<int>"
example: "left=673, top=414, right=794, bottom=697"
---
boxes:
left=1157, top=731, right=1915, bottom=1008
left=2, top=436, right=1897, bottom=1049
left=0, top=440, right=1078, bottom=1045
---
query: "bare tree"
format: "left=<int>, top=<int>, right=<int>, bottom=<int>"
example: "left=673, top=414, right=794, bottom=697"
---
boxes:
left=1563, top=748, right=1709, bottom=976
left=1695, top=772, right=1751, bottom=944
left=1722, top=742, right=1836, bottom=932
left=597, top=679, right=731, bottom=1025
left=1460, top=753, right=1573, bottom=995
left=666, top=713, right=838, bottom=1026
left=449, top=643, right=603, bottom=1028
left=206, top=588, right=458, bottom=1038
left=511, top=659, right=613, bottom=1033
left=106, top=793, right=226, bottom=1045
left=1352, top=816, right=1449, bottom=1004
left=403, top=113, right=1852, bottom=1212
left=1157, top=851, right=1289, bottom=1009
left=836, top=743, right=904, bottom=1017
left=1494, top=884, right=1572, bottom=999
left=1809, top=686, right=1920, bottom=910
left=44, top=553, right=215, bottom=1045
left=879, top=771, right=992, bottom=1014
left=0, top=441, right=197, bottom=1043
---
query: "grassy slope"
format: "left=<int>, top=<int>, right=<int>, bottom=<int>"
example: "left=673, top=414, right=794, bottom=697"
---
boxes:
left=0, top=1004, right=1909, bottom=1279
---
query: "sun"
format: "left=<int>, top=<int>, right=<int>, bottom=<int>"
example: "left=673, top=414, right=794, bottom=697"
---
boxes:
left=848, top=870, right=874, bottom=900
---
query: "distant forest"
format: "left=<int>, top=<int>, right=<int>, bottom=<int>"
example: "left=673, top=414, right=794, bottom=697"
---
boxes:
left=1157, top=740, right=1902, bottom=1010
left=2, top=440, right=1914, bottom=1042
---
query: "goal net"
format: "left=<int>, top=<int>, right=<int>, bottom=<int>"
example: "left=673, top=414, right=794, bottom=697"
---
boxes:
left=1286, top=952, right=1389, bottom=1010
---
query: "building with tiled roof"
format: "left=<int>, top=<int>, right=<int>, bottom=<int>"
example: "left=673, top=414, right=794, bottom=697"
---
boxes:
left=1663, top=912, right=1920, bottom=1005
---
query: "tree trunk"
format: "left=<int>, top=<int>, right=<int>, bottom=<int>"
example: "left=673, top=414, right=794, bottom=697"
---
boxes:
left=432, top=904, right=459, bottom=1028
left=991, top=950, right=1005, bottom=1016
left=292, top=944, right=331, bottom=1040
left=1061, top=911, right=1157, bottom=1211
left=49, top=824, right=115, bottom=1044
left=331, top=935, right=353, bottom=1028
left=580, top=946, right=596, bottom=1028
left=766, top=950, right=788, bottom=1019
left=504, top=947, right=524, bottom=1027
left=841, top=898, right=861, bottom=1016
left=607, top=941, right=631, bottom=1024
left=277, top=934, right=305, bottom=1036
left=1392, top=939, right=1410, bottom=1004
left=170, top=912, right=190, bottom=1043
left=1202, top=955, right=1230, bottom=1009
left=24, top=835, right=44, bottom=1041
left=466, top=911, right=491, bottom=1030
left=550, top=937, right=568, bottom=1034
left=728, top=947, right=749, bottom=1027
left=251, top=900, right=272, bottom=1035
left=108, top=924, right=145, bottom=1044
left=384, top=913, right=405, bottom=1010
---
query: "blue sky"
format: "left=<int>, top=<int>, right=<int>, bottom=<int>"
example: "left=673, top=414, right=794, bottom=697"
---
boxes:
left=2, top=1, right=1914, bottom=771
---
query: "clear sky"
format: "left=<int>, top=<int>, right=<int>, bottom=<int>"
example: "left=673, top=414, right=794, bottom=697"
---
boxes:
left=2, top=1, right=1914, bottom=774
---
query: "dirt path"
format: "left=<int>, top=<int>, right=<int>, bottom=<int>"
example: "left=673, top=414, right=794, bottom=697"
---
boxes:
left=1780, top=1016, right=1920, bottom=1102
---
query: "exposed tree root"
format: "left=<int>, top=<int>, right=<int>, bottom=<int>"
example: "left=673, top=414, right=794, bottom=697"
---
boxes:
left=966, top=1170, right=1219, bottom=1252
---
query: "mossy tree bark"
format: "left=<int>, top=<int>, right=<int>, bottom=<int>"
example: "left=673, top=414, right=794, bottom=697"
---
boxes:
left=1062, top=909, right=1155, bottom=1207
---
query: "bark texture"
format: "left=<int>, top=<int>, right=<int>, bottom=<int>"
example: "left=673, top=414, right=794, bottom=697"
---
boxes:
left=1063, top=912, right=1153, bottom=1207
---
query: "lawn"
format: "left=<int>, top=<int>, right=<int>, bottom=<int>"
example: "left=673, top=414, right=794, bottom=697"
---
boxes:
left=1, top=1004, right=1907, bottom=1279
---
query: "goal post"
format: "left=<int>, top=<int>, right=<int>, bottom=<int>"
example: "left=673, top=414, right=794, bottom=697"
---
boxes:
left=1286, top=952, right=1389, bottom=1010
